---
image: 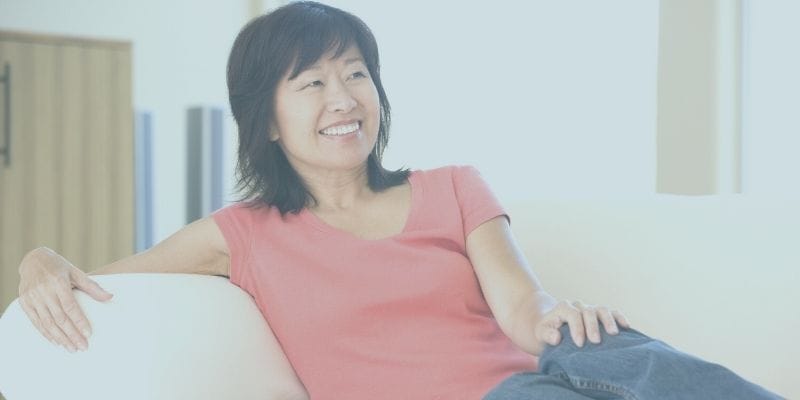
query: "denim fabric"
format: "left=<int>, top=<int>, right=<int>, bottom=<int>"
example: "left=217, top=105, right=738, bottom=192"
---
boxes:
left=484, top=325, right=784, bottom=400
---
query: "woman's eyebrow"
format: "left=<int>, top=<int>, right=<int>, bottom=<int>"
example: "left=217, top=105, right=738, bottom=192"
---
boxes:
left=344, top=57, right=365, bottom=65
left=289, top=57, right=366, bottom=81
left=297, top=57, right=364, bottom=73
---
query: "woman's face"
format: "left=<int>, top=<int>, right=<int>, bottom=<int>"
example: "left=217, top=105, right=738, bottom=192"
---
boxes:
left=271, top=45, right=380, bottom=175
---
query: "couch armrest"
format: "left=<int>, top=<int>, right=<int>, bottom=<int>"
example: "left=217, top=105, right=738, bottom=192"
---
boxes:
left=0, top=273, right=307, bottom=400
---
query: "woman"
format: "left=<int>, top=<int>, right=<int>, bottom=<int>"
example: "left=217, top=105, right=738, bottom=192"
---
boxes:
left=16, top=2, right=782, bottom=399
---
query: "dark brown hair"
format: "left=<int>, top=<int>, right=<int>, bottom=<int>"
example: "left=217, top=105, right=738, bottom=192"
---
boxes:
left=227, top=1, right=409, bottom=214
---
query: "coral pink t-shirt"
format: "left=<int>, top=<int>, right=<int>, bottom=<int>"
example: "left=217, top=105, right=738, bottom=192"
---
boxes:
left=212, top=165, right=537, bottom=399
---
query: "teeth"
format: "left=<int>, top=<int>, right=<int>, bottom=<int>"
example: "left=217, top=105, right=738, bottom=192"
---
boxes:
left=320, top=122, right=359, bottom=136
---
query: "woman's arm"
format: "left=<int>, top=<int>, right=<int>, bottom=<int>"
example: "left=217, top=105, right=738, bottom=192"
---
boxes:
left=466, top=216, right=629, bottom=356
left=88, top=216, right=230, bottom=277
left=17, top=216, right=230, bottom=352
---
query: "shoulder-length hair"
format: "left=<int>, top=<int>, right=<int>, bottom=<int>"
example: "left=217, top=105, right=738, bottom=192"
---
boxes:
left=226, top=1, right=409, bottom=215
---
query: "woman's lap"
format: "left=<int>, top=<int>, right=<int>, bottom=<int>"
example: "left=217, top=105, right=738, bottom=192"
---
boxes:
left=484, top=325, right=783, bottom=400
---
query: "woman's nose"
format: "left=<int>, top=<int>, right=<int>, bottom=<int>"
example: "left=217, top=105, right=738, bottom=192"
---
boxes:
left=325, top=83, right=357, bottom=113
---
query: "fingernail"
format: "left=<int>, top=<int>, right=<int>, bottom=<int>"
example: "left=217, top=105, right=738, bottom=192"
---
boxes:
left=78, top=342, right=88, bottom=351
left=610, top=328, right=619, bottom=334
left=67, top=345, right=77, bottom=353
left=82, top=328, right=91, bottom=337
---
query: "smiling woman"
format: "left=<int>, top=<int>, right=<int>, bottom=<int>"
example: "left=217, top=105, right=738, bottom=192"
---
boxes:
left=226, top=3, right=408, bottom=215
left=7, top=2, right=786, bottom=400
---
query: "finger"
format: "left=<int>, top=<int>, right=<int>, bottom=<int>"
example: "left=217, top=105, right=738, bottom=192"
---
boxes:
left=581, top=307, right=602, bottom=343
left=565, top=302, right=586, bottom=347
left=32, top=299, right=77, bottom=352
left=19, top=297, right=58, bottom=346
left=546, top=327, right=561, bottom=346
left=40, top=289, right=87, bottom=351
left=71, top=269, right=113, bottom=302
left=612, top=310, right=631, bottom=328
left=536, top=316, right=564, bottom=347
left=535, top=326, right=561, bottom=347
left=55, top=284, right=92, bottom=339
left=26, top=291, right=68, bottom=347
left=596, top=307, right=619, bottom=335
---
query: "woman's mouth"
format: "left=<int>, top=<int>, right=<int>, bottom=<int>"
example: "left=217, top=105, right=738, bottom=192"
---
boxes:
left=319, top=121, right=360, bottom=136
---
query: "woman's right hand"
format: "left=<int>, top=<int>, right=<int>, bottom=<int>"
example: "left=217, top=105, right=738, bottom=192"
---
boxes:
left=17, top=247, right=114, bottom=352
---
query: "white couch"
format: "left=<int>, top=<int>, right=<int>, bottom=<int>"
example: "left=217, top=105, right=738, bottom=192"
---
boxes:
left=1, top=194, right=796, bottom=399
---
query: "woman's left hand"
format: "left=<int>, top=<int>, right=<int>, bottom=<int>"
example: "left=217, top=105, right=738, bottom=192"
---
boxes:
left=533, top=300, right=631, bottom=352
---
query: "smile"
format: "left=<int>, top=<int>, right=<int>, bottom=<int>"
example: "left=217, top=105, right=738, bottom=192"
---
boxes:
left=319, top=121, right=360, bottom=136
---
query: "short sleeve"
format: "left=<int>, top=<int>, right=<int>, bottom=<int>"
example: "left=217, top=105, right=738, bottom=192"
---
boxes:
left=451, top=165, right=508, bottom=236
left=211, top=203, right=254, bottom=287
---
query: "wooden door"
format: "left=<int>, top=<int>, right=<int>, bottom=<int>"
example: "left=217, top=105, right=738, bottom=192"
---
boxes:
left=0, top=32, right=134, bottom=313
left=0, top=37, right=57, bottom=314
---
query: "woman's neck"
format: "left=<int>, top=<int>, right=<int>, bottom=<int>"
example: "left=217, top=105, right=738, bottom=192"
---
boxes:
left=297, top=164, right=373, bottom=212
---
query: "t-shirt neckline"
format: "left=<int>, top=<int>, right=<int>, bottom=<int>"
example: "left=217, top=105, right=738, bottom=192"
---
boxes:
left=299, top=170, right=420, bottom=241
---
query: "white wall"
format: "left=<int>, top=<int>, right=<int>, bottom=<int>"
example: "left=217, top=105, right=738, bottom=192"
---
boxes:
left=0, top=0, right=249, bottom=242
left=741, top=0, right=800, bottom=194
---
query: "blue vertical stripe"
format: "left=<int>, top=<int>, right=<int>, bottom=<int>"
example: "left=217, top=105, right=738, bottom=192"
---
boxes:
left=135, top=111, right=154, bottom=252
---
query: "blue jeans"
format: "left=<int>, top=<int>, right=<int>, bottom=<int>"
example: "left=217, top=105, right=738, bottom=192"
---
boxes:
left=484, top=325, right=783, bottom=400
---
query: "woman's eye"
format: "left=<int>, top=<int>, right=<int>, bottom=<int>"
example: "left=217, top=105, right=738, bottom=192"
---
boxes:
left=349, top=71, right=367, bottom=80
left=304, top=80, right=323, bottom=89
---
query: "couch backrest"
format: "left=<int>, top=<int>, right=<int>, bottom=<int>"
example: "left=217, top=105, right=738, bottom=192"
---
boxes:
left=506, top=194, right=799, bottom=398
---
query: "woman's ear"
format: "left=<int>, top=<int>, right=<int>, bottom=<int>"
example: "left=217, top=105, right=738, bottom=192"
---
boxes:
left=268, top=124, right=280, bottom=142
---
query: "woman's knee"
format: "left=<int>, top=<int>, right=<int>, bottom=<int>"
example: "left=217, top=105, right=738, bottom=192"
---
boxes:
left=543, top=324, right=655, bottom=360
